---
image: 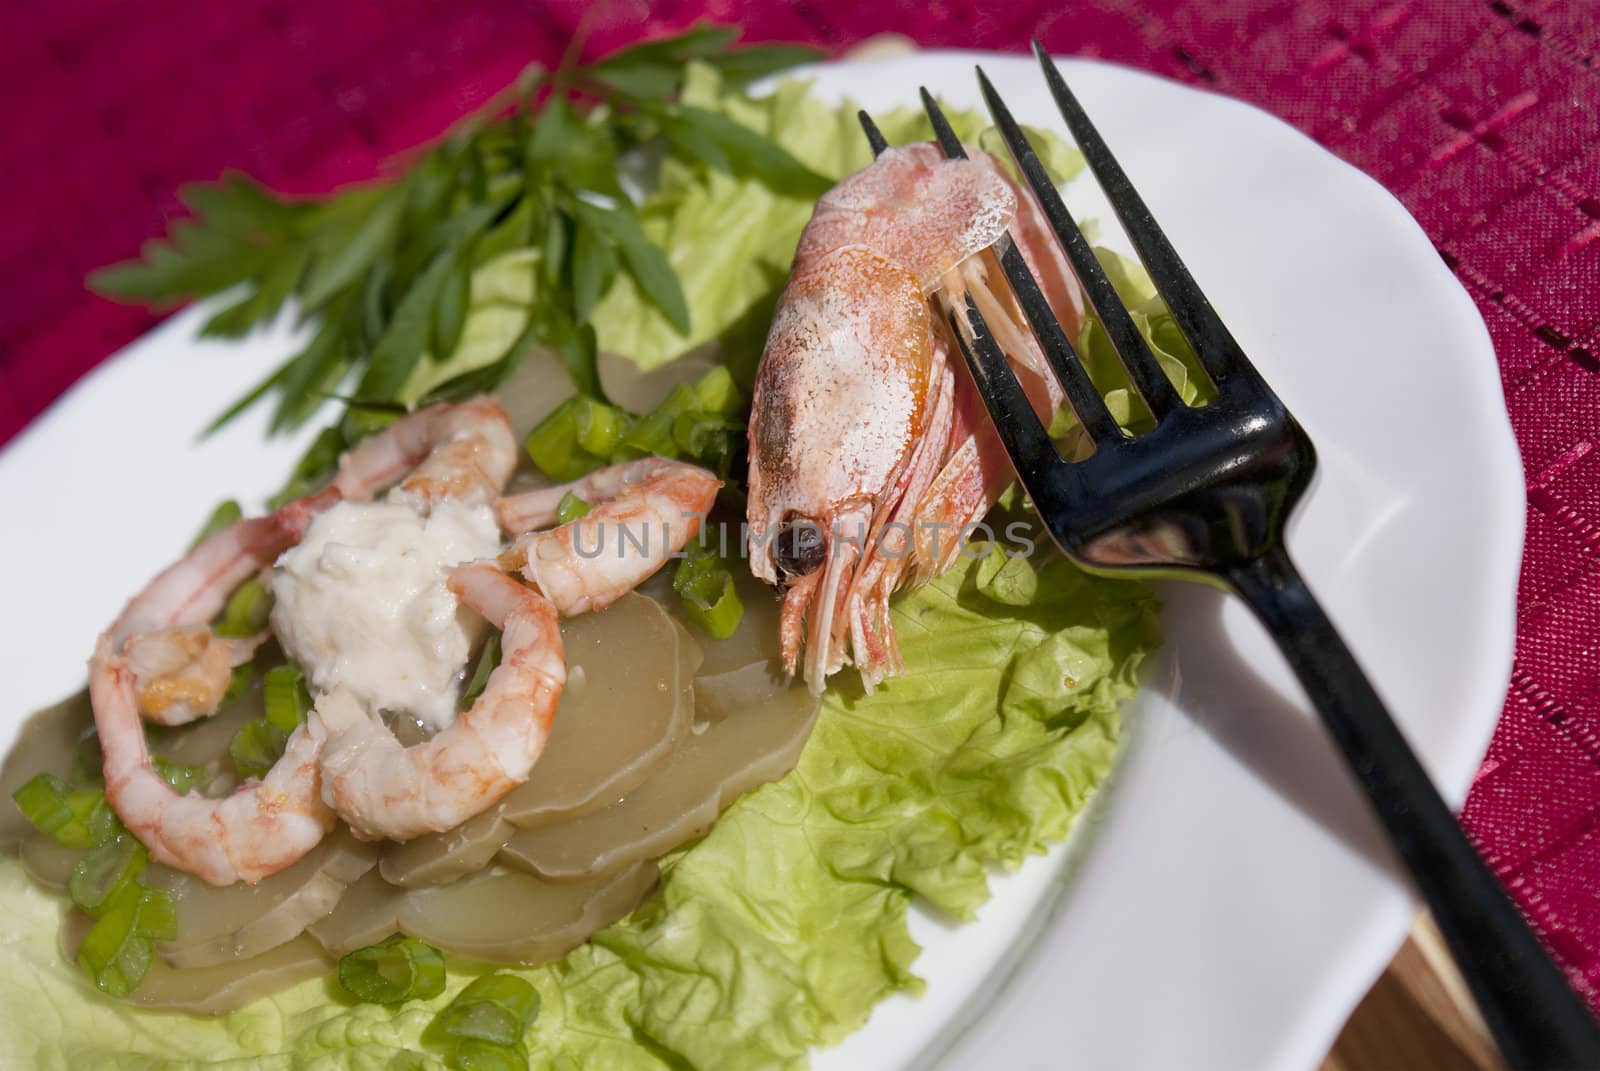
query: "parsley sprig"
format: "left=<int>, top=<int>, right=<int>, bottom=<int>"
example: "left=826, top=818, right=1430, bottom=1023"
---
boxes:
left=89, top=24, right=827, bottom=435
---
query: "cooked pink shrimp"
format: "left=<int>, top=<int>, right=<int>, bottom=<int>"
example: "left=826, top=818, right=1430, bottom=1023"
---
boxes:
left=748, top=143, right=1082, bottom=693
left=333, top=396, right=517, bottom=511
left=313, top=563, right=565, bottom=842
left=497, top=457, right=721, bottom=616
left=90, top=633, right=334, bottom=885
left=108, top=487, right=340, bottom=726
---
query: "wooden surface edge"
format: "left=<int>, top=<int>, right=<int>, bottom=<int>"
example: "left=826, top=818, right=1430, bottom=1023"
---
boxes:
left=1321, top=914, right=1504, bottom=1071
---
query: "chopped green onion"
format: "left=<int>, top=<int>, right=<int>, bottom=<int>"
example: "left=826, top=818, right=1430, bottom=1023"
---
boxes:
left=13, top=773, right=70, bottom=831
left=454, top=1039, right=531, bottom=1071
left=230, top=664, right=308, bottom=777
left=13, top=774, right=103, bottom=847
left=573, top=398, right=630, bottom=457
left=429, top=973, right=541, bottom=1047
left=616, top=370, right=745, bottom=468
left=525, top=396, right=631, bottom=481
left=214, top=576, right=272, bottom=638
left=338, top=936, right=447, bottom=1004
left=690, top=365, right=742, bottom=416
left=262, top=665, right=311, bottom=732
left=87, top=795, right=125, bottom=845
left=555, top=492, right=592, bottom=525
left=671, top=410, right=720, bottom=453
left=525, top=403, right=576, bottom=479
left=616, top=382, right=699, bottom=461
left=670, top=411, right=741, bottom=474
left=462, top=633, right=502, bottom=707
left=71, top=729, right=104, bottom=785
left=189, top=499, right=242, bottom=550
left=655, top=382, right=699, bottom=420
left=673, top=554, right=745, bottom=640
left=152, top=757, right=203, bottom=794
left=527, top=368, right=746, bottom=483
left=229, top=719, right=289, bottom=779
left=51, top=794, right=104, bottom=848
left=614, top=408, right=679, bottom=461
left=696, top=430, right=742, bottom=478
left=133, top=886, right=178, bottom=941
left=69, top=835, right=148, bottom=917
left=77, top=892, right=153, bottom=997
left=221, top=662, right=255, bottom=707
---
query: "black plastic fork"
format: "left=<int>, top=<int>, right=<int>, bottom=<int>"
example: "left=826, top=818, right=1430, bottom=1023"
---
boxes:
left=859, top=43, right=1600, bottom=1069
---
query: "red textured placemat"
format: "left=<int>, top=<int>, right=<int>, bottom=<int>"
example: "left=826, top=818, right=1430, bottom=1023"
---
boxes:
left=3, top=0, right=1598, bottom=1010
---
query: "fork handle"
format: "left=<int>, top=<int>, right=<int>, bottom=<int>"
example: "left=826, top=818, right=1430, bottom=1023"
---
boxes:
left=1226, top=545, right=1600, bottom=1070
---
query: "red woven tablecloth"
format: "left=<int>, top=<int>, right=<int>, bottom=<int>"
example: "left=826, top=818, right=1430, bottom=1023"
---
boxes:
left=3, top=0, right=1597, bottom=1008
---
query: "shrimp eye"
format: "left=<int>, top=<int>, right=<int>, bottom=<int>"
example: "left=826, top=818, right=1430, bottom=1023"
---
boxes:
left=775, top=518, right=827, bottom=579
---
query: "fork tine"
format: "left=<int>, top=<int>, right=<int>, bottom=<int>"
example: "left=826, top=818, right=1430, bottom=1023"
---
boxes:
left=944, top=295, right=1077, bottom=522
left=919, top=89, right=1122, bottom=445
left=1032, top=42, right=1244, bottom=383
left=974, top=66, right=1184, bottom=422
left=918, top=88, right=966, bottom=158
left=857, top=110, right=890, bottom=158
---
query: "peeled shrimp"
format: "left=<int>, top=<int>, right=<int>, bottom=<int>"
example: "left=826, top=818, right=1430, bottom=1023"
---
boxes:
left=333, top=396, right=517, bottom=511
left=314, top=563, right=565, bottom=842
left=748, top=143, right=1083, bottom=693
left=108, top=488, right=340, bottom=726
left=312, top=460, right=716, bottom=840
left=90, top=634, right=334, bottom=886
left=498, top=457, right=721, bottom=616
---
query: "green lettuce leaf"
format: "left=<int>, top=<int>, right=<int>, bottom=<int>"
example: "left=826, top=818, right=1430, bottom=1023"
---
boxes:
left=0, top=552, right=1157, bottom=1069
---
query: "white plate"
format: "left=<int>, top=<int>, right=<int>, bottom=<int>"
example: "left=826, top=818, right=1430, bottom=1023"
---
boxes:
left=0, top=52, right=1520, bottom=1071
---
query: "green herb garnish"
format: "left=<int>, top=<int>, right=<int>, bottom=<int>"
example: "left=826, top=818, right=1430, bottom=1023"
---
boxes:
left=88, top=25, right=825, bottom=435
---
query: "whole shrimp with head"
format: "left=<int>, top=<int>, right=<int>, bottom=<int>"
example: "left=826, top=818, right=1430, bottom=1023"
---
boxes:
left=747, top=141, right=1084, bottom=694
